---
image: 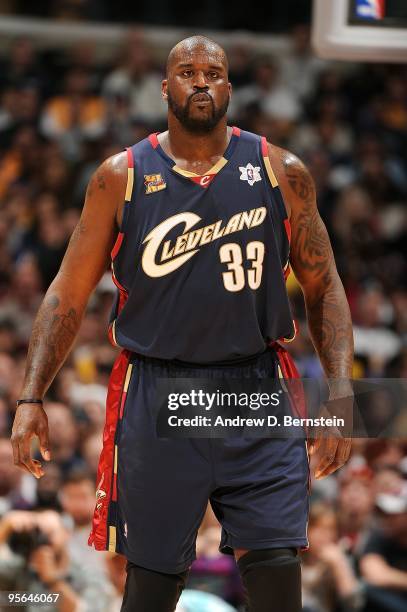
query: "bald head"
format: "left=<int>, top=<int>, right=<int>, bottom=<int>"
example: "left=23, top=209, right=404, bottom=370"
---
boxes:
left=166, top=36, right=228, bottom=76
left=163, top=35, right=231, bottom=134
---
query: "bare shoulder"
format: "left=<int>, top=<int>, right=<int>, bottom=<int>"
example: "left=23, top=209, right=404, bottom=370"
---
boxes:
left=85, top=151, right=128, bottom=227
left=87, top=151, right=128, bottom=197
left=266, top=143, right=316, bottom=218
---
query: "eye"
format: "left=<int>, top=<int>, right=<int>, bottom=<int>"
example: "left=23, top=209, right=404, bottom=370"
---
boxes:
left=208, top=71, right=219, bottom=79
left=181, top=70, right=193, bottom=78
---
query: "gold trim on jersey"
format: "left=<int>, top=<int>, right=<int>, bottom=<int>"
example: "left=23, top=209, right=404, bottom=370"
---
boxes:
left=111, top=320, right=118, bottom=346
left=125, top=167, right=134, bottom=201
left=108, top=526, right=117, bottom=552
left=123, top=363, right=133, bottom=393
left=172, top=156, right=228, bottom=178
left=262, top=155, right=278, bottom=188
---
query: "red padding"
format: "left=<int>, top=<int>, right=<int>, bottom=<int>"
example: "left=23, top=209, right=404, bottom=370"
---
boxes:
left=88, top=349, right=130, bottom=550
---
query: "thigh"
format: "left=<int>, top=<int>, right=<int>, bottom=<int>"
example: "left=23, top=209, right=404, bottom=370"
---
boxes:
left=210, top=437, right=310, bottom=554
left=115, top=357, right=212, bottom=573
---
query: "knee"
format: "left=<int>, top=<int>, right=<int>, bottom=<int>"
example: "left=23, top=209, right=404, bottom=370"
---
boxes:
left=237, top=547, right=300, bottom=576
left=237, top=548, right=302, bottom=612
left=122, top=562, right=189, bottom=612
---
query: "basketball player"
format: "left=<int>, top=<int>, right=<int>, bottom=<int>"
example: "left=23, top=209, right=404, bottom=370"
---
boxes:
left=11, top=36, right=353, bottom=611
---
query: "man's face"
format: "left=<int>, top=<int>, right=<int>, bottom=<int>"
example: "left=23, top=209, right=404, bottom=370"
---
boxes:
left=163, top=49, right=231, bottom=133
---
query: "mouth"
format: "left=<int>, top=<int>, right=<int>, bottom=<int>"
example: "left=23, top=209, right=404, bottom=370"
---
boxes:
left=190, top=93, right=212, bottom=104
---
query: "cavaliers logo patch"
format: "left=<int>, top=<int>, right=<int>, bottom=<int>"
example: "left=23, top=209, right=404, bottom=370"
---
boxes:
left=144, top=173, right=166, bottom=194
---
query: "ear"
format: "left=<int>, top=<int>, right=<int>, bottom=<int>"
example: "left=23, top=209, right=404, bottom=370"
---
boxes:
left=228, top=82, right=232, bottom=99
left=162, top=79, right=168, bottom=100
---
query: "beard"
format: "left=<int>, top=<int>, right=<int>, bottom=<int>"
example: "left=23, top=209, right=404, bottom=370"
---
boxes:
left=167, top=89, right=229, bottom=133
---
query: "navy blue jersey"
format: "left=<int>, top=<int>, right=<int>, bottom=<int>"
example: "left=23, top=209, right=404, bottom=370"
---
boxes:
left=108, top=127, right=296, bottom=364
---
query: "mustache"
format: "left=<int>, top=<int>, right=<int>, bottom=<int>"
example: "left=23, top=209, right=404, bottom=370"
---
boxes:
left=187, top=91, right=214, bottom=105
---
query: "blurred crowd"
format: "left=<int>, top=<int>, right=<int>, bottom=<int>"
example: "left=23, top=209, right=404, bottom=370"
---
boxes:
left=0, top=22, right=406, bottom=612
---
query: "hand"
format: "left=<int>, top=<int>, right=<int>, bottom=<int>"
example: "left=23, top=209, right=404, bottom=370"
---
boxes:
left=307, top=402, right=352, bottom=479
left=29, top=545, right=62, bottom=586
left=11, top=404, right=51, bottom=479
left=2, top=510, right=39, bottom=538
left=317, top=543, right=344, bottom=565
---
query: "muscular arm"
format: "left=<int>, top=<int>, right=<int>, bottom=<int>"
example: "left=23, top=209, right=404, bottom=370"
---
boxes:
left=271, top=145, right=354, bottom=385
left=12, top=152, right=127, bottom=477
left=270, top=144, right=354, bottom=477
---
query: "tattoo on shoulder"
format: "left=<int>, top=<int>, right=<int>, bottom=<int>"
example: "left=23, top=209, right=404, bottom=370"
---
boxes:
left=86, top=169, right=107, bottom=200
left=281, top=151, right=315, bottom=205
left=97, top=172, right=106, bottom=190
left=280, top=150, right=331, bottom=277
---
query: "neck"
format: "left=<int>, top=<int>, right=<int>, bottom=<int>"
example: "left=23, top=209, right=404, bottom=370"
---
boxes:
left=164, top=114, right=230, bottom=161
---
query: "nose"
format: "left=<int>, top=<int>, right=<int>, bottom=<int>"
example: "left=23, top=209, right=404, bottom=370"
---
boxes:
left=192, top=71, right=209, bottom=90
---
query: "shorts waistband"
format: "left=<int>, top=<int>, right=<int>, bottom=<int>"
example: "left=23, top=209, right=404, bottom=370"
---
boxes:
left=129, top=344, right=279, bottom=370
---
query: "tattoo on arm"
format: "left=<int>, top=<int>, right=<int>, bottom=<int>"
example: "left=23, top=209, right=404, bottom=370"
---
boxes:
left=85, top=170, right=107, bottom=200
left=282, top=152, right=354, bottom=380
left=283, top=154, right=330, bottom=281
left=68, top=220, right=86, bottom=246
left=97, top=172, right=106, bottom=190
left=306, top=278, right=354, bottom=380
left=22, top=295, right=81, bottom=397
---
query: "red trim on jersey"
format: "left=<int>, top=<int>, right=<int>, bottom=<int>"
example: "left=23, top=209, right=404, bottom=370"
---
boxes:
left=119, top=384, right=129, bottom=419
left=272, top=340, right=311, bottom=533
left=148, top=133, right=159, bottom=149
left=111, top=232, right=124, bottom=260
left=126, top=146, right=134, bottom=168
left=284, top=218, right=291, bottom=243
left=232, top=126, right=241, bottom=137
left=88, top=349, right=131, bottom=550
left=272, top=341, right=307, bottom=422
left=112, top=472, right=118, bottom=502
left=110, top=146, right=135, bottom=260
left=112, top=268, right=128, bottom=313
left=109, top=264, right=129, bottom=347
left=189, top=174, right=216, bottom=188
left=261, top=135, right=268, bottom=157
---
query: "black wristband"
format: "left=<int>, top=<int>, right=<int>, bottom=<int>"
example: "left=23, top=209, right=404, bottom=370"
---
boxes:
left=16, top=399, right=43, bottom=407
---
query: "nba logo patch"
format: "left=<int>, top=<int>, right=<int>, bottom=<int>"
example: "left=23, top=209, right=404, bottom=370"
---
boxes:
left=355, top=0, right=385, bottom=20
left=144, top=174, right=167, bottom=194
left=239, top=163, right=262, bottom=187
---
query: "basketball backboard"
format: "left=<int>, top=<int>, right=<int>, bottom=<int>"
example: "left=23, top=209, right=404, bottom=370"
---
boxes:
left=312, top=0, right=407, bottom=63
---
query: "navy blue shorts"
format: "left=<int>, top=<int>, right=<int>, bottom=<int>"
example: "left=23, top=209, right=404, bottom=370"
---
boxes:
left=88, top=345, right=310, bottom=574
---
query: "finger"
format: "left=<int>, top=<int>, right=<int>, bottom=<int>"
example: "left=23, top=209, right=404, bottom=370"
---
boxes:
left=337, top=439, right=352, bottom=462
left=19, top=436, right=44, bottom=479
left=306, top=438, right=315, bottom=455
left=314, top=438, right=339, bottom=479
left=38, top=423, right=51, bottom=462
left=315, top=459, right=343, bottom=479
left=11, top=436, right=21, bottom=466
left=327, top=439, right=352, bottom=473
left=11, top=436, right=33, bottom=477
left=307, top=435, right=322, bottom=456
